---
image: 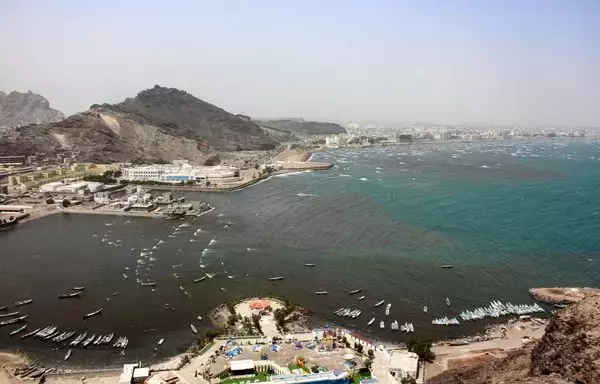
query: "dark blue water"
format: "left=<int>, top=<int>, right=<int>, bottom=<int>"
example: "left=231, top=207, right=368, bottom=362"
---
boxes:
left=1, top=138, right=599, bottom=368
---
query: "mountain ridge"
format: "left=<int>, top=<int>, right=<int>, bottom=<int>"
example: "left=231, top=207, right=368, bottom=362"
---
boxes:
left=0, top=90, right=65, bottom=129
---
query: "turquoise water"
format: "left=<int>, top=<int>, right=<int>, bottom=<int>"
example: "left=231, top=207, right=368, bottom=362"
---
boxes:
left=1, top=138, right=599, bottom=366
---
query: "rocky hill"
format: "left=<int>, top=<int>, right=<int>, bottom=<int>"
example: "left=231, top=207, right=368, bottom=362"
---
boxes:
left=0, top=86, right=277, bottom=163
left=427, top=293, right=600, bottom=384
left=0, top=90, right=65, bottom=129
left=256, top=118, right=346, bottom=136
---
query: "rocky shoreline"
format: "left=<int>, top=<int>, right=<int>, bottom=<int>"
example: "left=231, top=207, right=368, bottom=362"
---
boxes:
left=529, top=286, right=600, bottom=304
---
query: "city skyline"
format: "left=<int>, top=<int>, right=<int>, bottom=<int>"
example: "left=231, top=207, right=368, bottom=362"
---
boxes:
left=1, top=0, right=599, bottom=126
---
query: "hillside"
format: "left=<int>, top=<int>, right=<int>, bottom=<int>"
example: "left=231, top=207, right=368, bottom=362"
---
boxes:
left=0, top=86, right=277, bottom=163
left=256, top=118, right=346, bottom=136
left=427, top=292, right=600, bottom=384
left=0, top=90, right=65, bottom=129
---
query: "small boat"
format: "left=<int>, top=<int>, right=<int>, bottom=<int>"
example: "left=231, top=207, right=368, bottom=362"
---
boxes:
left=157, top=338, right=164, bottom=346
left=0, top=311, right=20, bottom=318
left=0, top=306, right=6, bottom=311
left=197, top=316, right=202, bottom=321
left=58, top=292, right=82, bottom=299
left=357, top=296, right=365, bottom=300
left=349, top=289, right=361, bottom=295
left=446, top=297, right=451, bottom=307
left=81, top=334, right=96, bottom=347
left=21, top=328, right=41, bottom=339
left=554, top=304, right=567, bottom=309
left=83, top=308, right=103, bottom=319
left=72, top=287, right=85, bottom=291
left=64, top=349, right=72, bottom=361
left=423, top=306, right=428, bottom=313
left=441, top=265, right=454, bottom=269
left=190, top=324, right=198, bottom=334
left=15, top=299, right=33, bottom=307
left=379, top=321, right=384, bottom=329
left=315, top=291, right=328, bottom=295
left=10, top=324, right=27, bottom=336
left=367, top=317, right=375, bottom=326
left=140, top=281, right=157, bottom=287
left=193, top=276, right=207, bottom=283
left=268, top=276, right=284, bottom=281
left=0, top=315, right=27, bottom=326
left=304, top=264, right=316, bottom=267
left=374, top=300, right=385, bottom=307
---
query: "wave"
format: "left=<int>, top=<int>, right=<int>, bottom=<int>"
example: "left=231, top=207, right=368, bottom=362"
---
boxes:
left=359, top=177, right=369, bottom=181
left=339, top=174, right=351, bottom=177
left=296, top=193, right=318, bottom=197
left=273, top=170, right=313, bottom=178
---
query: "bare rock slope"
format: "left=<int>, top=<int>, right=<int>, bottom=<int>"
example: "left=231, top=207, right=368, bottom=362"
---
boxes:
left=0, top=86, right=277, bottom=163
left=0, top=90, right=65, bottom=128
left=256, top=118, right=346, bottom=136
left=428, top=293, right=600, bottom=384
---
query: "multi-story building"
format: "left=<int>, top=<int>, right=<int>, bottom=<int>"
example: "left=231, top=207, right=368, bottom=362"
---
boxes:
left=121, top=163, right=239, bottom=183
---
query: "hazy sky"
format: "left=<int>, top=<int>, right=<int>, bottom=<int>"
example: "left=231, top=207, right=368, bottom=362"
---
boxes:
left=1, top=0, right=599, bottom=126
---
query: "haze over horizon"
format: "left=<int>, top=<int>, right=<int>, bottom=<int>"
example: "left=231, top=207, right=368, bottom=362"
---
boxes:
left=1, top=0, right=599, bottom=126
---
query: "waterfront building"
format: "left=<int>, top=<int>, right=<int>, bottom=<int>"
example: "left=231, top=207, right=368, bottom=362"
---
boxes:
left=387, top=351, right=419, bottom=380
left=0, top=155, right=26, bottom=166
left=325, top=135, right=348, bottom=148
left=121, top=163, right=239, bottom=183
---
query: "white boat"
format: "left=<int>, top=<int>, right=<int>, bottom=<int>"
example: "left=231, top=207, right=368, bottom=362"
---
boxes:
left=349, top=289, right=361, bottom=295
left=268, top=276, right=284, bottom=281
left=367, top=317, right=375, bottom=326
left=385, top=308, right=390, bottom=316
left=357, top=296, right=365, bottom=300
left=423, top=306, right=428, bottom=313
left=374, top=300, right=385, bottom=307
left=193, top=276, right=207, bottom=283
left=9, top=324, right=27, bottom=336
left=446, top=297, right=451, bottom=307
left=379, top=321, right=384, bottom=329
left=386, top=303, right=392, bottom=310
left=64, top=349, right=72, bottom=361
left=158, top=338, right=164, bottom=346
left=190, top=324, right=197, bottom=334
left=315, top=291, right=328, bottom=295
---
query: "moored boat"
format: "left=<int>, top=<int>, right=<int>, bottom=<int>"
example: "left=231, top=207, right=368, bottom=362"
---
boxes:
left=83, top=307, right=103, bottom=319
left=357, top=296, right=365, bottom=300
left=72, top=287, right=85, bottom=291
left=268, top=276, right=284, bottom=281
left=379, top=321, right=384, bottom=329
left=441, top=265, right=454, bottom=269
left=21, top=328, right=41, bottom=339
left=304, top=263, right=316, bottom=267
left=315, top=291, right=328, bottom=295
left=374, top=300, right=385, bottom=307
left=349, top=289, right=361, bottom=295
left=0, top=311, right=20, bottom=318
left=193, top=276, right=207, bottom=283
left=157, top=338, right=164, bottom=345
left=9, top=324, right=27, bottom=336
left=81, top=334, right=96, bottom=347
left=15, top=299, right=33, bottom=307
left=58, top=292, right=82, bottom=299
left=446, top=297, right=451, bottom=307
left=0, top=306, right=6, bottom=311
left=0, top=315, right=27, bottom=326
left=190, top=324, right=197, bottom=334
left=64, top=349, right=72, bottom=361
left=367, top=317, right=375, bottom=326
left=139, top=281, right=156, bottom=287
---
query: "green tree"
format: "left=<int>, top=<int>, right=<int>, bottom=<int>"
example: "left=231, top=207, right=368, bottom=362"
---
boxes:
left=356, top=343, right=364, bottom=354
left=185, top=179, right=195, bottom=185
left=61, top=199, right=70, bottom=208
left=368, top=349, right=374, bottom=359
left=400, top=377, right=417, bottom=384
left=406, top=337, right=435, bottom=363
left=364, top=358, right=373, bottom=369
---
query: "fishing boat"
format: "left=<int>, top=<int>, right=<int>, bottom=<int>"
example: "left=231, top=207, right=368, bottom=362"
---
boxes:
left=423, top=306, right=428, bottom=313
left=367, top=317, right=375, bottom=326
left=315, top=291, right=328, bottom=295
left=190, top=324, right=198, bottom=334
left=83, top=307, right=103, bottom=319
left=349, top=289, right=361, bottom=295
left=58, top=292, right=82, bottom=299
left=193, top=276, right=207, bottom=283
left=0, top=306, right=6, bottom=311
left=64, top=349, right=72, bottom=361
left=379, top=321, right=384, bottom=329
left=139, top=281, right=157, bottom=287
left=0, top=312, right=19, bottom=318
left=21, top=328, right=41, bottom=339
left=72, top=287, right=85, bottom=291
left=9, top=324, right=27, bottom=336
left=304, top=263, right=316, bottom=267
left=268, top=276, right=284, bottom=281
left=357, top=296, right=365, bottom=300
left=157, top=338, right=164, bottom=346
left=81, top=334, right=96, bottom=347
left=69, top=332, right=87, bottom=347
left=15, top=299, right=33, bottom=307
left=446, top=297, right=451, bottom=307
left=0, top=315, right=27, bottom=326
left=205, top=273, right=215, bottom=279
left=441, top=265, right=454, bottom=269
left=374, top=300, right=385, bottom=307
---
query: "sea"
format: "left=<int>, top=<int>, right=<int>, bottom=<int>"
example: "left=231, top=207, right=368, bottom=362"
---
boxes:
left=1, top=138, right=600, bottom=368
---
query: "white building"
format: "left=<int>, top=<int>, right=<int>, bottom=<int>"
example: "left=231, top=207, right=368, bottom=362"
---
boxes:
left=388, top=351, right=419, bottom=380
left=325, top=135, right=348, bottom=148
left=121, top=163, right=238, bottom=184
left=40, top=181, right=104, bottom=193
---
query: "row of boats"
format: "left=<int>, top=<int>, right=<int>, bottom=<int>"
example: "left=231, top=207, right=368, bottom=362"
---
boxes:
left=432, top=317, right=460, bottom=325
left=389, top=321, right=415, bottom=333
left=14, top=325, right=130, bottom=351
left=459, top=301, right=544, bottom=321
left=334, top=308, right=362, bottom=319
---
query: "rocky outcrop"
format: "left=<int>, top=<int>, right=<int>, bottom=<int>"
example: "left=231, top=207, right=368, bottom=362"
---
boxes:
left=427, top=293, right=600, bottom=384
left=0, top=86, right=277, bottom=163
left=0, top=90, right=65, bottom=128
left=529, top=287, right=600, bottom=305
left=256, top=118, right=346, bottom=136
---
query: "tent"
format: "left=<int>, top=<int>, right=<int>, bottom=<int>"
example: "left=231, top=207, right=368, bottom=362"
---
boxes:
left=250, top=300, right=271, bottom=310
